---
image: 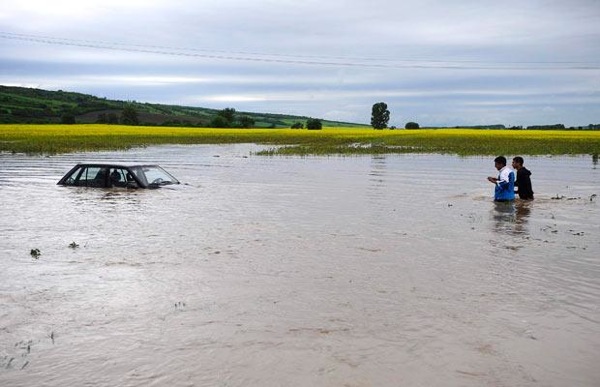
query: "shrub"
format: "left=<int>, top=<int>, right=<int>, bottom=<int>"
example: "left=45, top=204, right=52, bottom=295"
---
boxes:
left=306, top=118, right=322, bottom=130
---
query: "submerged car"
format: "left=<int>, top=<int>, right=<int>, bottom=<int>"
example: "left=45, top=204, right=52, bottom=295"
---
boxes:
left=57, top=163, right=180, bottom=189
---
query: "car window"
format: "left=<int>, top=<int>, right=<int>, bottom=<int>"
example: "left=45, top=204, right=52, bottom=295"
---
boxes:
left=109, top=168, right=129, bottom=187
left=143, top=166, right=178, bottom=186
left=60, top=166, right=83, bottom=186
left=69, top=166, right=108, bottom=187
left=129, top=166, right=147, bottom=186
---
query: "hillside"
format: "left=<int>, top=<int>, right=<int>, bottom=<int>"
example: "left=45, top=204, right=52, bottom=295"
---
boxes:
left=0, top=85, right=368, bottom=128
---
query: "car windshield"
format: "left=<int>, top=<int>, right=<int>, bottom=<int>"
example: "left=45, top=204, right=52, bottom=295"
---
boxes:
left=132, top=165, right=179, bottom=186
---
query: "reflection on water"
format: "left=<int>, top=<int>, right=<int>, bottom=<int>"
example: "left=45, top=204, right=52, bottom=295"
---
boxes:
left=491, top=200, right=532, bottom=236
left=1, top=147, right=599, bottom=387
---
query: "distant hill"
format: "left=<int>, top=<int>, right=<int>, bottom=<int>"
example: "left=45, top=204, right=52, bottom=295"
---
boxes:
left=0, top=85, right=369, bottom=128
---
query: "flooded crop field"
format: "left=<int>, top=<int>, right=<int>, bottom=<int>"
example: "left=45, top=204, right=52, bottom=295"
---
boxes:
left=1, top=145, right=599, bottom=386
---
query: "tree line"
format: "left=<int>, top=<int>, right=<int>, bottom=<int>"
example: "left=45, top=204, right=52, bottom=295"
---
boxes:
left=28, top=99, right=600, bottom=131
left=3, top=84, right=596, bottom=130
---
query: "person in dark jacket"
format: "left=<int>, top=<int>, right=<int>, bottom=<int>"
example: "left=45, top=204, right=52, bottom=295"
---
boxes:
left=512, top=156, right=534, bottom=200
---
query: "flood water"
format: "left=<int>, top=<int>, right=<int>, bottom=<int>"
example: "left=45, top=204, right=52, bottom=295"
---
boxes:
left=1, top=145, right=599, bottom=387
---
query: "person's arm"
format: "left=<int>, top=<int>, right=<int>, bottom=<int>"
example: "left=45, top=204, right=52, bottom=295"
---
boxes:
left=495, top=169, right=511, bottom=189
left=497, top=179, right=510, bottom=189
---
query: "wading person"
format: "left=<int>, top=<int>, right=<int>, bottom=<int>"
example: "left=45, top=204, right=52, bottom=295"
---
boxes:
left=512, top=156, right=534, bottom=200
left=487, top=156, right=515, bottom=201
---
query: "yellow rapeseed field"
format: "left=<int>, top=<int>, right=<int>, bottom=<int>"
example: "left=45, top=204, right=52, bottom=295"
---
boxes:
left=1, top=124, right=599, bottom=156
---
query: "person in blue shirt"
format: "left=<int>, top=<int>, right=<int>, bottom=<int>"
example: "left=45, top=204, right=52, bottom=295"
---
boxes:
left=487, top=156, right=515, bottom=201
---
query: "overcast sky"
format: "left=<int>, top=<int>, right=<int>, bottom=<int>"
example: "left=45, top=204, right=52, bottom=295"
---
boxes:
left=1, top=0, right=599, bottom=126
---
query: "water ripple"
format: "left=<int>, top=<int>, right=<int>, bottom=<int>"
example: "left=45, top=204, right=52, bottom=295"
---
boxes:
left=1, top=148, right=599, bottom=386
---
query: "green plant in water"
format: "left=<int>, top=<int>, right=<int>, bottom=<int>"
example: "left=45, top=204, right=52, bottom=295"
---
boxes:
left=30, top=248, right=41, bottom=259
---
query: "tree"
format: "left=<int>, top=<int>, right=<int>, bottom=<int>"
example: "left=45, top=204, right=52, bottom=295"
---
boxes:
left=405, top=122, right=420, bottom=129
left=291, top=122, right=304, bottom=129
left=218, top=108, right=236, bottom=123
left=237, top=115, right=255, bottom=128
left=306, top=118, right=322, bottom=130
left=121, top=104, right=139, bottom=125
left=211, top=108, right=237, bottom=128
left=371, top=102, right=390, bottom=129
left=210, top=115, right=230, bottom=128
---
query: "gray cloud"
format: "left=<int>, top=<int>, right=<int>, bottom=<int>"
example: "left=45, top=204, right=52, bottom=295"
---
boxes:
left=1, top=0, right=599, bottom=126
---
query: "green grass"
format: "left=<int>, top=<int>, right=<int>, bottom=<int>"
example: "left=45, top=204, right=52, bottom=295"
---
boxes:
left=1, top=124, right=599, bottom=156
left=0, top=86, right=372, bottom=128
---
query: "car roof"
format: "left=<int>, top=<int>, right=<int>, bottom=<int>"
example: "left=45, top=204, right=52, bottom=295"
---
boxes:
left=72, top=163, right=160, bottom=168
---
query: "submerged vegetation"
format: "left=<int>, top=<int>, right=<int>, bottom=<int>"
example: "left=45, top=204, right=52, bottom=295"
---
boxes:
left=1, top=124, right=599, bottom=156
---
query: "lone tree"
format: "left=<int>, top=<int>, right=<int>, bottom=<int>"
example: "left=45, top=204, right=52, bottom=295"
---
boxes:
left=306, top=118, right=322, bottom=130
left=405, top=121, right=420, bottom=129
left=371, top=102, right=390, bottom=129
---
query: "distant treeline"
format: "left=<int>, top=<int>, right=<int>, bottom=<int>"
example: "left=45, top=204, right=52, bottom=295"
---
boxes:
left=0, top=85, right=366, bottom=129
left=1, top=85, right=597, bottom=130
left=525, top=124, right=600, bottom=130
left=453, top=124, right=600, bottom=130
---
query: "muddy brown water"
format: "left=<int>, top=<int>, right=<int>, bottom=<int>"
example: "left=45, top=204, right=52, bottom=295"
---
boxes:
left=1, top=145, right=599, bottom=386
